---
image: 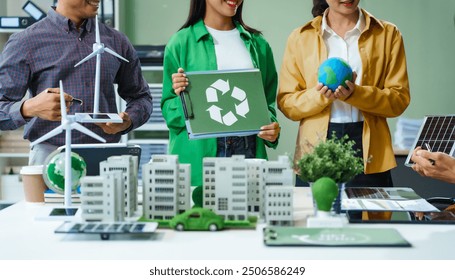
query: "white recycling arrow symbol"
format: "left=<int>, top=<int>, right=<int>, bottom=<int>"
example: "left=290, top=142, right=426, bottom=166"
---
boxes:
left=205, top=79, right=249, bottom=126
left=206, top=105, right=223, bottom=124
left=232, top=87, right=249, bottom=118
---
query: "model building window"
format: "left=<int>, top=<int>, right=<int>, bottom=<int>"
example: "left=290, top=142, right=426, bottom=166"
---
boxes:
left=219, top=198, right=228, bottom=210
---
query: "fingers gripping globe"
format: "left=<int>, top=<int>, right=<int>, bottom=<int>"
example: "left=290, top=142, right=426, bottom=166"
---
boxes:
left=318, top=57, right=353, bottom=92
left=43, top=150, right=87, bottom=194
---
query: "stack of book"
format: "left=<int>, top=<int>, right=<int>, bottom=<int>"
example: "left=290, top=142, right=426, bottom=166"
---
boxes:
left=394, top=117, right=423, bottom=150
left=44, top=189, right=81, bottom=204
left=0, top=130, right=29, bottom=153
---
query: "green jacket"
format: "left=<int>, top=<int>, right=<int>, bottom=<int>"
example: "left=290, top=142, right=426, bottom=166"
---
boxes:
left=162, top=19, right=278, bottom=186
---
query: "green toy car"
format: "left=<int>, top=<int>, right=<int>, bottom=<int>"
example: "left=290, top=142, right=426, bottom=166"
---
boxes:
left=169, top=208, right=224, bottom=231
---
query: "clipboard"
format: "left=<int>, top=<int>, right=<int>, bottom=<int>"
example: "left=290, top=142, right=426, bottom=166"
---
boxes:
left=180, top=69, right=270, bottom=140
left=263, top=227, right=411, bottom=247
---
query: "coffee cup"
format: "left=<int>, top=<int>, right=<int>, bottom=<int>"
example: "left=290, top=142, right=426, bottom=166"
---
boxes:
left=20, top=165, right=47, bottom=203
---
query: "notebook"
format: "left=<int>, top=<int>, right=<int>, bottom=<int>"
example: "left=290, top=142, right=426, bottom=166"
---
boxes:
left=341, top=187, right=439, bottom=212
left=181, top=68, right=271, bottom=139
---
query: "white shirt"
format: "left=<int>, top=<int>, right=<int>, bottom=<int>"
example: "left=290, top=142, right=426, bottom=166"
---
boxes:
left=206, top=25, right=254, bottom=70
left=322, top=8, right=365, bottom=123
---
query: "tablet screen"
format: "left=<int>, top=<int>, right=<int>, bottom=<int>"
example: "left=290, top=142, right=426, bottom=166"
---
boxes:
left=347, top=210, right=455, bottom=224
left=88, top=113, right=112, bottom=120
left=49, top=208, right=78, bottom=217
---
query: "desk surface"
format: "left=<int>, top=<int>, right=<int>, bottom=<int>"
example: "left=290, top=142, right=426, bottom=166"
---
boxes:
left=1, top=188, right=455, bottom=260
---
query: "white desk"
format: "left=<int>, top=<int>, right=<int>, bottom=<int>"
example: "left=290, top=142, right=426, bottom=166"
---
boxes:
left=1, top=188, right=454, bottom=260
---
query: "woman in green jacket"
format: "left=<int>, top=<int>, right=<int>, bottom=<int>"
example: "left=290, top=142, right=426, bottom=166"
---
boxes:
left=162, top=0, right=280, bottom=188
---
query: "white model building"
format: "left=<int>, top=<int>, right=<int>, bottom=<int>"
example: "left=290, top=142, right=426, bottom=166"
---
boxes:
left=142, top=155, right=294, bottom=224
left=203, top=155, right=249, bottom=221
left=202, top=155, right=295, bottom=222
left=79, top=171, right=124, bottom=222
left=261, top=155, right=295, bottom=219
left=265, top=186, right=294, bottom=226
left=263, top=155, right=295, bottom=187
left=100, top=155, right=138, bottom=217
left=245, top=159, right=266, bottom=214
left=142, top=154, right=191, bottom=220
left=243, top=156, right=294, bottom=219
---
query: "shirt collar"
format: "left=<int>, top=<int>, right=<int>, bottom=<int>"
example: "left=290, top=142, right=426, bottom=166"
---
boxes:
left=47, top=7, right=93, bottom=33
left=193, top=19, right=252, bottom=42
left=321, top=7, right=365, bottom=36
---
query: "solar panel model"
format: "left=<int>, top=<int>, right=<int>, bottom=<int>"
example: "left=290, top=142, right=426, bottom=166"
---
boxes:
left=405, top=115, right=455, bottom=166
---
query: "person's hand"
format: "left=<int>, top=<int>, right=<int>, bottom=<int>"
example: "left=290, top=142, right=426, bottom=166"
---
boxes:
left=318, top=72, right=357, bottom=100
left=258, top=122, right=280, bottom=142
left=411, top=147, right=455, bottom=184
left=317, top=82, right=336, bottom=100
left=172, top=68, right=188, bottom=96
left=411, top=147, right=436, bottom=177
left=95, top=112, right=132, bottom=134
left=21, top=88, right=73, bottom=121
left=334, top=72, right=357, bottom=99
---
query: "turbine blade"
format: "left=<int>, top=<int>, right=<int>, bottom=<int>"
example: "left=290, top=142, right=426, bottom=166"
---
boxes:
left=71, top=123, right=106, bottom=143
left=105, top=48, right=129, bottom=63
left=59, top=80, right=67, bottom=120
left=74, top=50, right=101, bottom=67
left=30, top=126, right=64, bottom=146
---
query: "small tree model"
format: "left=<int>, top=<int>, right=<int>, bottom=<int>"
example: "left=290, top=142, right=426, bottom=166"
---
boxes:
left=311, top=177, right=339, bottom=213
left=297, top=132, right=364, bottom=184
left=298, top=133, right=364, bottom=215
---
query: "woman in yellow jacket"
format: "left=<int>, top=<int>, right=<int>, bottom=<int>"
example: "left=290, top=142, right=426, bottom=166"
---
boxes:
left=278, top=0, right=410, bottom=187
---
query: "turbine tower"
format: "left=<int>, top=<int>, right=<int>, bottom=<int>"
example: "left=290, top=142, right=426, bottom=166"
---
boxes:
left=31, top=81, right=106, bottom=207
left=74, top=15, right=128, bottom=115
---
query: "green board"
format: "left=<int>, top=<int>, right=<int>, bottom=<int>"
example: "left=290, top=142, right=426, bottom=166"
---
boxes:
left=264, top=227, right=411, bottom=247
left=181, top=69, right=270, bottom=139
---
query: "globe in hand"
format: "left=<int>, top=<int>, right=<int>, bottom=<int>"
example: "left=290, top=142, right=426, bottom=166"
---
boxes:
left=43, top=151, right=87, bottom=194
left=318, top=57, right=353, bottom=92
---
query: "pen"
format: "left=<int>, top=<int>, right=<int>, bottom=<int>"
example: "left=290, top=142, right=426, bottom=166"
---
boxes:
left=424, top=143, right=436, bottom=166
left=71, top=97, right=83, bottom=106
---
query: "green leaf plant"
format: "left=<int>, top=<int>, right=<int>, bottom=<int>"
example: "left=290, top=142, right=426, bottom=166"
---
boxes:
left=297, top=132, right=364, bottom=183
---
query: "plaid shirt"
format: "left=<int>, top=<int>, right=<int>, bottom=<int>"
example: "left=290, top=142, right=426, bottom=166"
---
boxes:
left=0, top=8, right=152, bottom=146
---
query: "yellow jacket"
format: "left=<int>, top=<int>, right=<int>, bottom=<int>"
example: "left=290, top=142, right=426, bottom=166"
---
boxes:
left=278, top=9, right=410, bottom=174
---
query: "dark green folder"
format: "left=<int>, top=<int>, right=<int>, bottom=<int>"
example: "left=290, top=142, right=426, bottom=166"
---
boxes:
left=181, top=69, right=270, bottom=139
left=263, top=227, right=411, bottom=247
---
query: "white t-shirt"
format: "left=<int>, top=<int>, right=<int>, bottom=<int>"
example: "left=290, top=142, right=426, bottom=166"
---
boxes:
left=322, top=9, right=365, bottom=123
left=206, top=25, right=254, bottom=70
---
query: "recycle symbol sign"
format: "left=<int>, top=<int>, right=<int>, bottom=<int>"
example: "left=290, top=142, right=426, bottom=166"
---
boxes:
left=205, top=79, right=249, bottom=126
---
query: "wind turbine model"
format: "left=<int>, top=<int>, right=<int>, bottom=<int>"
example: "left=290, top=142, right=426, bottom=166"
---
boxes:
left=31, top=81, right=106, bottom=208
left=74, top=15, right=128, bottom=123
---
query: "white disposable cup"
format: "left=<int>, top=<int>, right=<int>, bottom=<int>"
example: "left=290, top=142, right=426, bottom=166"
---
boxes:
left=20, top=165, right=46, bottom=203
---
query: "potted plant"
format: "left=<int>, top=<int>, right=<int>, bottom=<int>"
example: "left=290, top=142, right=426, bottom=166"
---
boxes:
left=297, top=132, right=364, bottom=213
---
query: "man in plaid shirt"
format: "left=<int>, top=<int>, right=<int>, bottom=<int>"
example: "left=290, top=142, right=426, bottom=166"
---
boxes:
left=0, top=0, right=152, bottom=164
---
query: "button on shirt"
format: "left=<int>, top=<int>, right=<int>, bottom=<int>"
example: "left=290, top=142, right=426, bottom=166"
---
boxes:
left=322, top=8, right=365, bottom=123
left=0, top=8, right=152, bottom=146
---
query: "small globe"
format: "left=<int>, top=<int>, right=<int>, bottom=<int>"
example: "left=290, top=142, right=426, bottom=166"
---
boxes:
left=43, top=151, right=87, bottom=194
left=318, top=57, right=353, bottom=92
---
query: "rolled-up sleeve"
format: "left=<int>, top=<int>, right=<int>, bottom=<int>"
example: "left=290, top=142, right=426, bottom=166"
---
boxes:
left=115, top=37, right=153, bottom=133
left=0, top=34, right=30, bottom=130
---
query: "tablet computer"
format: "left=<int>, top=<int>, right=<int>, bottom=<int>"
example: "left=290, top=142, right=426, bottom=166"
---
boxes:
left=346, top=210, right=455, bottom=224
left=56, top=143, right=141, bottom=176
left=75, top=113, right=123, bottom=123
left=341, top=186, right=439, bottom=212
